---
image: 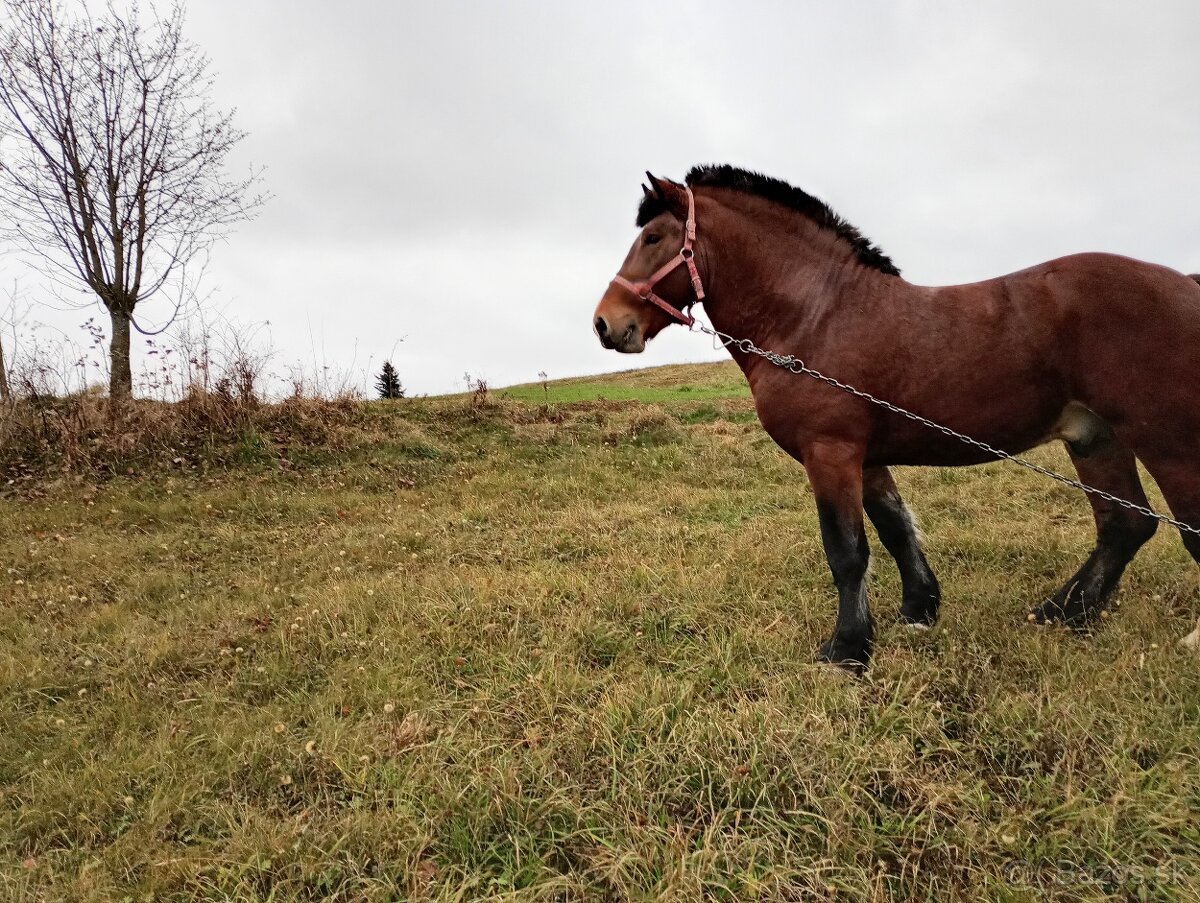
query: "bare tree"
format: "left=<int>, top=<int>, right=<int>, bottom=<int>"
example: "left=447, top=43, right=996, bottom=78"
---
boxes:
left=0, top=0, right=263, bottom=400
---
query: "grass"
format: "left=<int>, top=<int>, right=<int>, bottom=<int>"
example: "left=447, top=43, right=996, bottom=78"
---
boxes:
left=1, top=361, right=1199, bottom=901
left=496, top=362, right=751, bottom=404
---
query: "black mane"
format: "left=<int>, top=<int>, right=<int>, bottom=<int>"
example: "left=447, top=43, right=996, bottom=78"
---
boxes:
left=636, top=164, right=900, bottom=277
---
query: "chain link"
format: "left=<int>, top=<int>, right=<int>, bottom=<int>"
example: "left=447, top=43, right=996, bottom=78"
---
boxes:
left=696, top=322, right=1200, bottom=537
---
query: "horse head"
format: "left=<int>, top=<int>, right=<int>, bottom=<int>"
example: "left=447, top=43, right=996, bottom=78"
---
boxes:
left=593, top=173, right=705, bottom=353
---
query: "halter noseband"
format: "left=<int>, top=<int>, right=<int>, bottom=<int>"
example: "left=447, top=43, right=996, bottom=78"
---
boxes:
left=609, top=186, right=705, bottom=327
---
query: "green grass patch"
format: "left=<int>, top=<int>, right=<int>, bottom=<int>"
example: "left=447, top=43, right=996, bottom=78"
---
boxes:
left=499, top=382, right=750, bottom=404
left=2, top=361, right=1199, bottom=901
left=497, top=360, right=751, bottom=404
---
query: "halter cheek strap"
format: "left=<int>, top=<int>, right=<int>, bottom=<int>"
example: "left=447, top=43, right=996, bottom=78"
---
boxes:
left=609, top=186, right=705, bottom=327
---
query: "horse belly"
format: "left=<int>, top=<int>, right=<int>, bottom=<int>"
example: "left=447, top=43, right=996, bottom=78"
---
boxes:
left=866, top=426, right=1051, bottom=468
left=863, top=370, right=1070, bottom=467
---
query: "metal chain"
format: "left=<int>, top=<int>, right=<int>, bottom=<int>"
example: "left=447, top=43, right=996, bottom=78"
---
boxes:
left=695, top=322, right=1200, bottom=537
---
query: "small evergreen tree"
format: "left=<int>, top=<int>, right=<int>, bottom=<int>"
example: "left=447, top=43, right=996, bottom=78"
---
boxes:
left=376, top=361, right=404, bottom=399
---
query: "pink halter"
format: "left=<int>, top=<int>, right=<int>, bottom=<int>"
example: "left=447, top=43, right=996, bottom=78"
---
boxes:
left=609, top=186, right=706, bottom=326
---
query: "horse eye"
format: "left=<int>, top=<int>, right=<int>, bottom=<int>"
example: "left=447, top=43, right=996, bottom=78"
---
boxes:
left=644, top=233, right=661, bottom=246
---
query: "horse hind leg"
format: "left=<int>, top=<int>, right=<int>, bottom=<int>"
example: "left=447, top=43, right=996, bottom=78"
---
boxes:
left=1031, top=436, right=1157, bottom=627
left=1129, top=452, right=1200, bottom=652
left=1135, top=454, right=1200, bottom=564
left=863, top=466, right=940, bottom=626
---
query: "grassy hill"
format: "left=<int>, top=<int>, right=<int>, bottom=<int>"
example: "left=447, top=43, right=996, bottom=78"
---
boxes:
left=2, top=363, right=1199, bottom=901
left=495, top=361, right=751, bottom=404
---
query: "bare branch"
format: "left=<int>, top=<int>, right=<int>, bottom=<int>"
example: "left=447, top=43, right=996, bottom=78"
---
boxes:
left=0, top=0, right=266, bottom=397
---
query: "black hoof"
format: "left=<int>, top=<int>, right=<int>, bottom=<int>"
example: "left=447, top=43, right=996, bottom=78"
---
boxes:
left=899, top=580, right=940, bottom=627
left=899, top=598, right=939, bottom=627
left=1029, top=592, right=1103, bottom=630
left=817, top=635, right=872, bottom=673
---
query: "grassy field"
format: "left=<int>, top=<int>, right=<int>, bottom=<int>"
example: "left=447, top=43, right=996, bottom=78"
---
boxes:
left=495, top=363, right=751, bottom=405
left=2, top=361, right=1199, bottom=901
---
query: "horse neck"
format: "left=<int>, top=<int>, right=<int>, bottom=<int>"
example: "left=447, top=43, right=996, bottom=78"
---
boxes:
left=698, top=200, right=892, bottom=356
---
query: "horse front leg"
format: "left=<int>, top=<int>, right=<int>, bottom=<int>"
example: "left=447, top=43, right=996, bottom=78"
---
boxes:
left=863, top=466, right=940, bottom=627
left=805, top=440, right=874, bottom=671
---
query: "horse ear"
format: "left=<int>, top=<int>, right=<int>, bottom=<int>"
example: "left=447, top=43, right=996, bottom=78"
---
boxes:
left=646, top=171, right=685, bottom=216
left=642, top=183, right=654, bottom=200
left=646, top=171, right=670, bottom=200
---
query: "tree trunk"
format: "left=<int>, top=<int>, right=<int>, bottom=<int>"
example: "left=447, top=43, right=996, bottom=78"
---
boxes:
left=109, top=307, right=133, bottom=400
left=0, top=335, right=10, bottom=402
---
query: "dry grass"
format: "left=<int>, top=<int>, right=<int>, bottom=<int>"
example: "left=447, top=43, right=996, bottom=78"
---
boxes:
left=0, top=389, right=365, bottom=484
left=1, top=363, right=1199, bottom=901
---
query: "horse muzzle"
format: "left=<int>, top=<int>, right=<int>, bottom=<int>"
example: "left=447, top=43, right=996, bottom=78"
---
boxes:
left=593, top=314, right=645, bottom=353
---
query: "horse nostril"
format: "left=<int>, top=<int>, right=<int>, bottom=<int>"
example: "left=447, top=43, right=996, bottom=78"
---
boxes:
left=594, top=316, right=609, bottom=336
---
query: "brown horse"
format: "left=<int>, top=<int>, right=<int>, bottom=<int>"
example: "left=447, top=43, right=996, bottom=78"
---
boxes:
left=592, top=165, right=1200, bottom=670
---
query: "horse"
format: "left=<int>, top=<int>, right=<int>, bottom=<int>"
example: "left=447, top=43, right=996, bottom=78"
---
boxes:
left=592, top=164, right=1200, bottom=671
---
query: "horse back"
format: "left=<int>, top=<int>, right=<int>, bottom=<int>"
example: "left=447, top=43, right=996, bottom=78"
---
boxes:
left=1024, top=251, right=1200, bottom=342
left=853, top=253, right=1200, bottom=463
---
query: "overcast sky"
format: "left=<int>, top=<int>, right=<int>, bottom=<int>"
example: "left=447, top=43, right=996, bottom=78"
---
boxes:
left=6, top=1, right=1200, bottom=396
